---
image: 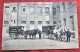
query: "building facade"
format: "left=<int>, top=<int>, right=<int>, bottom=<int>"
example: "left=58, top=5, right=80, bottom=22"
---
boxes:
left=57, top=2, right=78, bottom=39
left=3, top=2, right=78, bottom=39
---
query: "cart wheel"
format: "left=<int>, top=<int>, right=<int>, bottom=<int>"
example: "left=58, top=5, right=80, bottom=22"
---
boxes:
left=9, top=34, right=12, bottom=39
left=18, top=34, right=22, bottom=39
left=9, top=34, right=15, bottom=39
left=12, top=34, right=16, bottom=39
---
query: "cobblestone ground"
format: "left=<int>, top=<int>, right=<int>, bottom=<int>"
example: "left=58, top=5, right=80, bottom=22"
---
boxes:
left=2, top=38, right=79, bottom=50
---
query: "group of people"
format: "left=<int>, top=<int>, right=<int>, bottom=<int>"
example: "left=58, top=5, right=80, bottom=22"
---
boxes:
left=24, top=27, right=71, bottom=42
left=52, top=28, right=71, bottom=42
left=24, top=29, right=42, bottom=39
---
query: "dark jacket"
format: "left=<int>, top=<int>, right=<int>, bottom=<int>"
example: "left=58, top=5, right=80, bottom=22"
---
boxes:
left=38, top=31, right=41, bottom=35
left=66, top=31, right=71, bottom=37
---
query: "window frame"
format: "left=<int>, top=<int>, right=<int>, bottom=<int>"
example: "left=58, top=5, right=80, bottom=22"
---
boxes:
left=13, top=7, right=16, bottom=12
left=53, top=8, right=56, bottom=16
left=21, top=21, right=26, bottom=24
left=53, top=21, right=57, bottom=24
left=30, top=6, right=35, bottom=15
left=38, top=7, right=42, bottom=15
left=38, top=21, right=42, bottom=24
left=45, top=7, right=49, bottom=15
left=46, top=21, right=50, bottom=24
left=30, top=21, right=34, bottom=24
left=4, top=21, right=9, bottom=24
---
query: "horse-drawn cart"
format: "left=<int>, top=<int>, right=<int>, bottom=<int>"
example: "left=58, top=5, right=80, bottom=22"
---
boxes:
left=9, top=26, right=24, bottom=39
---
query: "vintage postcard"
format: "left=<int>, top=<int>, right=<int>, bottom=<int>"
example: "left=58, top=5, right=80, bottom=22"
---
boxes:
left=2, top=2, right=79, bottom=50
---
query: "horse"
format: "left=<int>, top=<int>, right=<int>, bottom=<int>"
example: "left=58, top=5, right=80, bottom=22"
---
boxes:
left=24, top=29, right=40, bottom=39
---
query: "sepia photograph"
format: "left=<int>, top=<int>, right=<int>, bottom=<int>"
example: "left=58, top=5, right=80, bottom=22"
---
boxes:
left=2, top=2, right=79, bottom=50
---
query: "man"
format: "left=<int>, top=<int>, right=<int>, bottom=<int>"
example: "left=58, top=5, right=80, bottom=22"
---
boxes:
left=24, top=30, right=28, bottom=39
left=33, top=29, right=37, bottom=39
left=38, top=31, right=42, bottom=39
left=59, top=29, right=63, bottom=41
left=66, top=29, right=71, bottom=42
left=48, top=28, right=50, bottom=38
left=53, top=28, right=58, bottom=40
left=29, top=30, right=32, bottom=39
left=55, top=32, right=58, bottom=40
left=32, top=30, right=34, bottom=39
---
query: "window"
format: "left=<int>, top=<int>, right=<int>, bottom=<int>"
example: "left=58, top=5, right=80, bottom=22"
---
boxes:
left=5, top=6, right=9, bottom=8
left=46, top=21, right=50, bottom=24
left=68, top=2, right=73, bottom=6
left=21, top=21, right=26, bottom=24
left=62, top=2, right=65, bottom=10
left=58, top=6, right=60, bottom=13
left=4, top=21, right=9, bottom=24
left=70, top=15, right=74, bottom=30
left=13, top=7, right=16, bottom=12
left=63, top=19, right=66, bottom=26
left=45, top=7, right=49, bottom=14
left=30, top=7, right=35, bottom=15
left=38, top=21, right=42, bottom=24
left=30, top=21, right=34, bottom=24
left=38, top=7, right=42, bottom=15
left=5, top=6, right=9, bottom=14
left=53, top=8, right=56, bottom=15
left=21, top=6, right=26, bottom=12
left=59, top=21, right=61, bottom=27
left=23, top=8, right=25, bottom=11
left=14, top=20, right=15, bottom=24
left=53, top=21, right=57, bottom=24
